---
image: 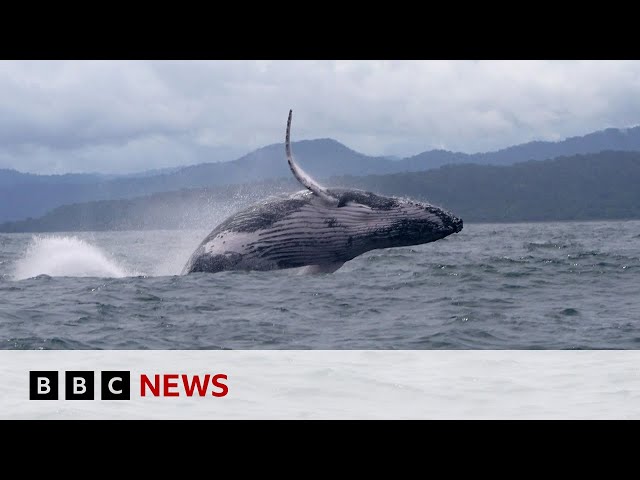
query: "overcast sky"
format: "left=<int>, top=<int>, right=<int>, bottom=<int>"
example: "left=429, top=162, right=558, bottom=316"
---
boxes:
left=1, top=60, right=640, bottom=174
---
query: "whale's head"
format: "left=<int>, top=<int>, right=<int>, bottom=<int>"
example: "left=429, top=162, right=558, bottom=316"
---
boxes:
left=324, top=189, right=463, bottom=253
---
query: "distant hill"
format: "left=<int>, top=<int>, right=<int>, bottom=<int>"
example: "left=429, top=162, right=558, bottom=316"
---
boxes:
left=401, top=126, right=640, bottom=169
left=0, top=169, right=111, bottom=187
left=3, top=124, right=640, bottom=223
left=2, top=150, right=639, bottom=232
left=345, top=150, right=640, bottom=222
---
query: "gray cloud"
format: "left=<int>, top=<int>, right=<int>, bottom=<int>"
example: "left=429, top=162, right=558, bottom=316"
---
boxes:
left=1, top=60, right=640, bottom=174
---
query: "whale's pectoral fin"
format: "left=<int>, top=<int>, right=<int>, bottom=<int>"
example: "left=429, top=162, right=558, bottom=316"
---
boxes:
left=297, top=262, right=345, bottom=275
left=286, top=109, right=339, bottom=206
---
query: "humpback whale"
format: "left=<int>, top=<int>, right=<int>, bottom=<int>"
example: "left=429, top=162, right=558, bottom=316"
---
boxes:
left=181, top=110, right=463, bottom=274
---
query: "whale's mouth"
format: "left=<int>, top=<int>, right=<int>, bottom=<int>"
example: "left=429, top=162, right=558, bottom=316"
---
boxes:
left=454, top=217, right=464, bottom=233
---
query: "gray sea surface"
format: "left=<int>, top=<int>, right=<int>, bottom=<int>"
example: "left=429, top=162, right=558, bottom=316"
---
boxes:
left=0, top=220, right=638, bottom=349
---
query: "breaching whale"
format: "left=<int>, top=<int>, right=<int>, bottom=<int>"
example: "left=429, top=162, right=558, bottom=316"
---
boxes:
left=181, top=110, right=463, bottom=274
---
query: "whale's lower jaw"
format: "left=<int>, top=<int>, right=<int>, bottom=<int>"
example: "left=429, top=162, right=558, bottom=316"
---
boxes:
left=184, top=256, right=346, bottom=275
left=183, top=251, right=347, bottom=275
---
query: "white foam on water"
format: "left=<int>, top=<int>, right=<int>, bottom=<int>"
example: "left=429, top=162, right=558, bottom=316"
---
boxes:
left=12, top=235, right=139, bottom=280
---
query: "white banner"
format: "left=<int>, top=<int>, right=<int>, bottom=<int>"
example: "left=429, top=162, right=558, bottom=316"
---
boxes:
left=2, top=350, right=640, bottom=419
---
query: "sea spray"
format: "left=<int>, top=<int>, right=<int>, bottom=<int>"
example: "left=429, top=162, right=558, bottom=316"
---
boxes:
left=12, top=235, right=138, bottom=280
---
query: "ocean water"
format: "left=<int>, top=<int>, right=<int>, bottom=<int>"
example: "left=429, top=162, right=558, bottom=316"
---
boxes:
left=0, top=220, right=639, bottom=350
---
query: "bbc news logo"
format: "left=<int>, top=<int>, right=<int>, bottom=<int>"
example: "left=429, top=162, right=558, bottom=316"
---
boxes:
left=30, top=371, right=131, bottom=400
left=29, top=371, right=228, bottom=400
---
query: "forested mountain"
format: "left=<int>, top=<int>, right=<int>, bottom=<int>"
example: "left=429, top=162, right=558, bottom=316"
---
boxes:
left=2, top=150, right=638, bottom=232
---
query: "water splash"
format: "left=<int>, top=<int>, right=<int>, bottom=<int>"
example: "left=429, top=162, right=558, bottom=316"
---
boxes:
left=12, top=235, right=139, bottom=280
